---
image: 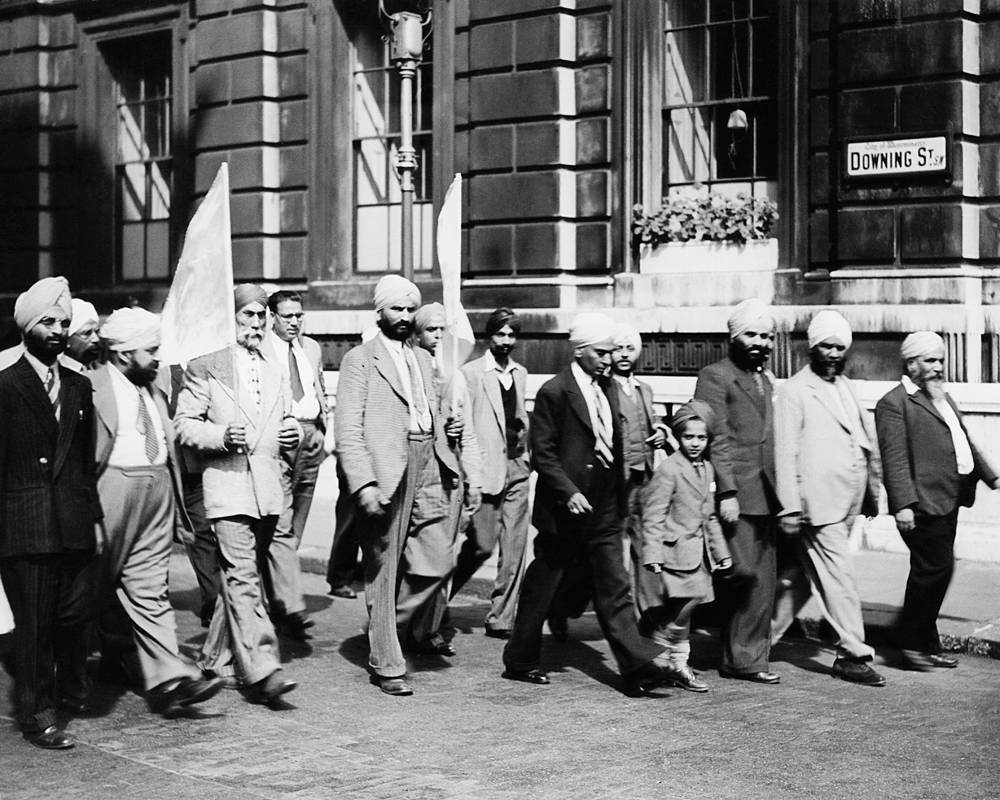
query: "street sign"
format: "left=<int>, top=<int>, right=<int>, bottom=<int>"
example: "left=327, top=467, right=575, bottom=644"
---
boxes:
left=844, top=135, right=949, bottom=179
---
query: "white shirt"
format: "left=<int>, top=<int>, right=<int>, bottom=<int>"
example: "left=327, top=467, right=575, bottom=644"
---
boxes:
left=379, top=332, right=431, bottom=432
left=612, top=373, right=639, bottom=398
left=107, top=365, right=167, bottom=467
left=23, top=349, right=60, bottom=420
left=482, top=349, right=521, bottom=391
left=235, top=344, right=263, bottom=412
left=571, top=361, right=613, bottom=443
left=268, top=331, right=321, bottom=422
left=901, top=375, right=974, bottom=475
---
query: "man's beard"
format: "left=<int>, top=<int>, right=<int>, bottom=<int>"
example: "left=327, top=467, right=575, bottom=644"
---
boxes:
left=126, top=362, right=158, bottom=387
left=379, top=317, right=412, bottom=341
left=919, top=377, right=946, bottom=400
left=810, top=352, right=845, bottom=380
left=730, top=340, right=770, bottom=369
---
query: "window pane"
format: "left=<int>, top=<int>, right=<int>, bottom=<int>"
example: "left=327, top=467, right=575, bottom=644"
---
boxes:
left=150, top=162, right=171, bottom=219
left=417, top=62, right=434, bottom=132
left=355, top=71, right=388, bottom=138
left=120, top=165, right=145, bottom=221
left=121, top=224, right=145, bottom=280
left=709, top=0, right=749, bottom=23
left=751, top=18, right=778, bottom=98
left=666, top=107, right=712, bottom=185
left=356, top=206, right=390, bottom=272
left=665, top=28, right=707, bottom=105
left=414, top=134, right=432, bottom=200
left=146, top=221, right=171, bottom=279
left=118, top=105, right=145, bottom=162
left=356, top=139, right=389, bottom=205
left=711, top=20, right=750, bottom=101
left=417, top=201, right=433, bottom=271
left=667, top=0, right=706, bottom=28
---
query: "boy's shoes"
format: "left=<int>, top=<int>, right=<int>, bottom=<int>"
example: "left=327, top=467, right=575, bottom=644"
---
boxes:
left=831, top=657, right=886, bottom=687
left=665, top=665, right=709, bottom=693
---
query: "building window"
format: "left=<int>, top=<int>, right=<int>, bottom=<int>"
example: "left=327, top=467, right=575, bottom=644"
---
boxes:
left=663, top=0, right=778, bottom=199
left=102, top=33, right=173, bottom=281
left=351, top=11, right=434, bottom=273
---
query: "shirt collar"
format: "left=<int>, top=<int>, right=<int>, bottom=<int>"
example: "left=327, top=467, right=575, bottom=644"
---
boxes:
left=23, top=349, right=55, bottom=383
left=269, top=330, right=299, bottom=352
left=378, top=331, right=404, bottom=353
left=482, top=348, right=520, bottom=374
left=612, top=373, right=637, bottom=389
left=901, top=375, right=920, bottom=396
left=571, top=360, right=596, bottom=386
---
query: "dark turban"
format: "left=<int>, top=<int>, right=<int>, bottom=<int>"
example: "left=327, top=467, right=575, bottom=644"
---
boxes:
left=234, top=283, right=268, bottom=311
left=485, top=307, right=521, bottom=338
left=671, top=399, right=715, bottom=438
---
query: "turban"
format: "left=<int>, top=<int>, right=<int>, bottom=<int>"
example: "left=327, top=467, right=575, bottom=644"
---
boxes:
left=373, top=275, right=421, bottom=313
left=613, top=323, right=642, bottom=353
left=671, top=399, right=715, bottom=438
left=14, top=277, right=72, bottom=333
left=68, top=299, right=100, bottom=337
left=101, top=307, right=161, bottom=352
left=413, top=302, right=445, bottom=334
left=807, top=310, right=852, bottom=350
left=485, top=307, right=521, bottom=337
left=568, top=312, right=617, bottom=348
left=234, top=283, right=268, bottom=311
left=901, top=331, right=945, bottom=361
left=727, top=298, right=774, bottom=339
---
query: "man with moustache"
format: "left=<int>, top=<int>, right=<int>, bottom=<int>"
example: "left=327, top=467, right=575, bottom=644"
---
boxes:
left=0, top=277, right=102, bottom=750
left=502, top=313, right=676, bottom=696
left=0, top=297, right=102, bottom=373
left=335, top=276, right=460, bottom=696
left=693, top=298, right=781, bottom=684
left=91, top=308, right=223, bottom=714
left=875, top=332, right=999, bottom=671
left=770, top=311, right=885, bottom=686
left=175, top=285, right=301, bottom=705
left=451, top=308, right=530, bottom=638
left=263, top=290, right=335, bottom=638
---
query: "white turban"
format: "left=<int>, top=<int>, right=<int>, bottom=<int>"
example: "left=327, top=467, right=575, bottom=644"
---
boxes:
left=727, top=298, right=774, bottom=338
left=613, top=323, right=642, bottom=352
left=14, top=277, right=72, bottom=332
left=568, top=312, right=617, bottom=348
left=807, top=310, right=852, bottom=350
left=101, top=307, right=161, bottom=352
left=68, top=299, right=99, bottom=337
left=373, top=275, right=421, bottom=313
left=901, top=331, right=945, bottom=361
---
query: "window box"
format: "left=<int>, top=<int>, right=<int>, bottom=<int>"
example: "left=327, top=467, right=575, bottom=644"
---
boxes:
left=638, top=238, right=778, bottom=274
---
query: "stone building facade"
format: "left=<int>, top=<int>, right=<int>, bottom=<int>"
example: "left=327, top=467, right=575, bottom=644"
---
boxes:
left=1, top=0, right=999, bottom=384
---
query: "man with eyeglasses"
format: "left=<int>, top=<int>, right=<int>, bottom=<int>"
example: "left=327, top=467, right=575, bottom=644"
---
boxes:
left=263, top=290, right=335, bottom=638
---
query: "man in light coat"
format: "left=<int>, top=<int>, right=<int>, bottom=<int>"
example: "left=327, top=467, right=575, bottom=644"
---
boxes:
left=771, top=310, right=885, bottom=686
left=174, top=284, right=301, bottom=705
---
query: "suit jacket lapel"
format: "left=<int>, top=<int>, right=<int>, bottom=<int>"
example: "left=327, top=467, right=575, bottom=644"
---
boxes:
left=565, top=371, right=594, bottom=434
left=732, top=366, right=766, bottom=418
left=372, top=337, right=409, bottom=406
left=909, top=389, right=947, bottom=425
left=679, top=455, right=708, bottom=496
left=483, top=369, right=505, bottom=434
left=11, top=358, right=59, bottom=441
left=53, top=371, right=82, bottom=478
left=804, top=369, right=852, bottom=432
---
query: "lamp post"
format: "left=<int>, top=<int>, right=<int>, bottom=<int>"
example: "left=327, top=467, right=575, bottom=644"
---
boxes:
left=387, top=10, right=425, bottom=281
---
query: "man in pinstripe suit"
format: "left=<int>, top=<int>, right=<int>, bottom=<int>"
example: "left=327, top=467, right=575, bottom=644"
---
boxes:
left=0, top=277, right=103, bottom=750
left=335, top=276, right=460, bottom=696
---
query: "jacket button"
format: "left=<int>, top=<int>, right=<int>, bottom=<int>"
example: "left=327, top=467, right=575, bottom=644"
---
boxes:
left=39, top=457, right=48, bottom=465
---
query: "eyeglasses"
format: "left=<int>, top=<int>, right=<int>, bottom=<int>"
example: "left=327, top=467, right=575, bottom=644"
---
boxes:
left=277, top=312, right=305, bottom=321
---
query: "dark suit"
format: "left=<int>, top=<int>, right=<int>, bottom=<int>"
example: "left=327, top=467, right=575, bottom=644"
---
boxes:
left=875, top=382, right=998, bottom=654
left=0, top=357, right=102, bottom=734
left=502, top=367, right=663, bottom=681
left=694, top=356, right=779, bottom=674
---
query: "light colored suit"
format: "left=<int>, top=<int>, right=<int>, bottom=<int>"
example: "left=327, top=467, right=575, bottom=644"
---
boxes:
left=771, top=364, right=881, bottom=661
left=174, top=344, right=292, bottom=686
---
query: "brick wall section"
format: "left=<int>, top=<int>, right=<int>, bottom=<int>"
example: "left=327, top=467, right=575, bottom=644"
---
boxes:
left=0, top=13, right=78, bottom=290
left=458, top=0, right=613, bottom=283
left=809, top=1, right=985, bottom=272
left=191, top=0, right=309, bottom=280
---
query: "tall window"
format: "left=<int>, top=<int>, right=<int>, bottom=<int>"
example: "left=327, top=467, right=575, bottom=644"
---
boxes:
left=352, top=12, right=434, bottom=273
left=103, top=33, right=173, bottom=281
left=663, top=0, right=778, bottom=199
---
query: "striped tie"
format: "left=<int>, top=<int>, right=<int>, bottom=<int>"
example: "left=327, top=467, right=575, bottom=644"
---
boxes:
left=592, top=381, right=614, bottom=468
left=44, top=367, right=60, bottom=418
left=136, top=391, right=160, bottom=464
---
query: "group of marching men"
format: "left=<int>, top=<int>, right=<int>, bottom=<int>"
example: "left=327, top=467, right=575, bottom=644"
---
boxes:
left=1, top=274, right=993, bottom=750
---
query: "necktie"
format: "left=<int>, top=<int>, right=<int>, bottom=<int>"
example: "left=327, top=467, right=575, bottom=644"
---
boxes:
left=136, top=390, right=159, bottom=464
left=404, top=346, right=430, bottom=431
left=592, top=381, right=614, bottom=467
left=751, top=369, right=765, bottom=397
left=45, top=367, right=60, bottom=417
left=288, top=342, right=305, bottom=402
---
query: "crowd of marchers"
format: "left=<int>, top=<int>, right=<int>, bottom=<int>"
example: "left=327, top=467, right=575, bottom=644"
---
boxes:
left=0, top=275, right=992, bottom=751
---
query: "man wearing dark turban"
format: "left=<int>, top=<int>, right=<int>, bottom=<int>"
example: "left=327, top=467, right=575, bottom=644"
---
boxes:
left=174, top=285, right=302, bottom=705
left=335, top=276, right=460, bottom=696
left=0, top=277, right=103, bottom=749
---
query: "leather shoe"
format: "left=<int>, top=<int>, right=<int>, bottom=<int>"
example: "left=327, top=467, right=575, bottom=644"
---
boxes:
left=899, top=649, right=934, bottom=672
left=57, top=695, right=92, bottom=714
left=928, top=653, right=959, bottom=669
left=408, top=638, right=456, bottom=657
left=484, top=628, right=511, bottom=640
left=502, top=668, right=550, bottom=685
left=329, top=585, right=358, bottom=599
left=148, top=676, right=225, bottom=714
left=665, top=665, right=709, bottom=693
left=831, top=658, right=886, bottom=687
left=24, top=725, right=75, bottom=750
left=719, top=669, right=781, bottom=685
left=245, top=672, right=298, bottom=705
left=371, top=675, right=413, bottom=696
left=277, top=611, right=315, bottom=640
left=623, top=662, right=676, bottom=697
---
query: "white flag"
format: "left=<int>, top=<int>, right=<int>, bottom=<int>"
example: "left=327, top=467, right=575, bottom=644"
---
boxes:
left=159, top=163, right=237, bottom=365
left=437, top=173, right=474, bottom=379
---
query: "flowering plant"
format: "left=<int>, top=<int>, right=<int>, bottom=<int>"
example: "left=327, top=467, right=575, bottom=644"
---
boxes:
left=632, top=187, right=778, bottom=248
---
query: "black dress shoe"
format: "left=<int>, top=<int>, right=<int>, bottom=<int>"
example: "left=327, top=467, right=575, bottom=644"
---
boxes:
left=623, top=662, right=676, bottom=697
left=57, top=695, right=92, bottom=714
left=148, top=676, right=225, bottom=714
left=484, top=628, right=511, bottom=640
left=278, top=611, right=315, bottom=640
left=501, top=668, right=550, bottom=685
left=831, top=658, right=886, bottom=687
left=719, top=669, right=781, bottom=685
left=245, top=672, right=298, bottom=705
left=408, top=638, right=456, bottom=657
left=24, top=726, right=75, bottom=750
left=928, top=653, right=959, bottom=669
left=371, top=675, right=414, bottom=696
left=329, top=585, right=358, bottom=599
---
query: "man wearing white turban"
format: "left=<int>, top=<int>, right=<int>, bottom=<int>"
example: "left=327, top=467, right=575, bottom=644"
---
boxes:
left=771, top=311, right=885, bottom=686
left=875, top=332, right=999, bottom=671
left=63, top=299, right=101, bottom=373
left=0, top=277, right=102, bottom=750
left=502, top=313, right=681, bottom=696
left=335, top=276, right=460, bottom=696
left=90, top=308, right=223, bottom=715
left=693, top=297, right=781, bottom=684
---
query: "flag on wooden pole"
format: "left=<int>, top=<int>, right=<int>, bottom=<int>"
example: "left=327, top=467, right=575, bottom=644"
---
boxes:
left=160, top=163, right=237, bottom=365
left=437, top=173, right=474, bottom=379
